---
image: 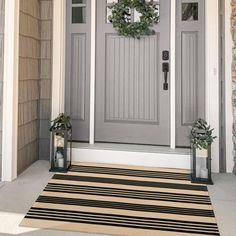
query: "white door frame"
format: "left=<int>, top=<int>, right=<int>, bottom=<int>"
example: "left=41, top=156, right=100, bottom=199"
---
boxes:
left=224, top=0, right=234, bottom=173
left=1, top=0, right=20, bottom=181
left=89, top=0, right=97, bottom=144
left=51, top=0, right=66, bottom=118
left=51, top=0, right=227, bottom=173
left=205, top=0, right=220, bottom=173
left=170, top=0, right=176, bottom=149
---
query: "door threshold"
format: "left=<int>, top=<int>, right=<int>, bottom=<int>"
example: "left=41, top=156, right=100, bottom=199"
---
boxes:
left=72, top=142, right=190, bottom=155
left=71, top=142, right=191, bottom=170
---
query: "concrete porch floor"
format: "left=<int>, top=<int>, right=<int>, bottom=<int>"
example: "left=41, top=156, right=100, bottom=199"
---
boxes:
left=0, top=161, right=235, bottom=236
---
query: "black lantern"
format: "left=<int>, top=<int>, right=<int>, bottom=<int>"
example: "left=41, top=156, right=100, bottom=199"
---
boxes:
left=191, top=146, right=213, bottom=185
left=50, top=113, right=72, bottom=172
left=190, top=118, right=216, bottom=185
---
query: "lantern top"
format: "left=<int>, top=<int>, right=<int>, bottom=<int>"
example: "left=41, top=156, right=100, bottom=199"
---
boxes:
left=50, top=113, right=72, bottom=131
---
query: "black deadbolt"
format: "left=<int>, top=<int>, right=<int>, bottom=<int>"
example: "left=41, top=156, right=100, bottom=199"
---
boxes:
left=162, top=51, right=169, bottom=61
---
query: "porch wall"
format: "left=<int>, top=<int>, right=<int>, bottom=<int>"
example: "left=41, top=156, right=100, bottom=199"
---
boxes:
left=18, top=0, right=41, bottom=174
left=17, top=0, right=52, bottom=174
left=0, top=0, right=4, bottom=179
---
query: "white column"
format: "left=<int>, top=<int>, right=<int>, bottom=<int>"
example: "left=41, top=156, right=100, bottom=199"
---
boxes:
left=170, top=0, right=176, bottom=149
left=89, top=0, right=96, bottom=144
left=224, top=0, right=234, bottom=173
left=2, top=0, right=20, bottom=181
left=51, top=0, right=66, bottom=119
left=205, top=0, right=220, bottom=173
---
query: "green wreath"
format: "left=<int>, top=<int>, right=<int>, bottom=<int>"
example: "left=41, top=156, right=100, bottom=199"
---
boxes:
left=108, top=0, right=159, bottom=39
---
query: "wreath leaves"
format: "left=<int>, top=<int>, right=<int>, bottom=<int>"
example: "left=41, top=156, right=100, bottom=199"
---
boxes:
left=108, top=0, right=159, bottom=39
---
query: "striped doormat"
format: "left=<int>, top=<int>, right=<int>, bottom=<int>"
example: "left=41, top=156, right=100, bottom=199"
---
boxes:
left=20, top=163, right=219, bottom=236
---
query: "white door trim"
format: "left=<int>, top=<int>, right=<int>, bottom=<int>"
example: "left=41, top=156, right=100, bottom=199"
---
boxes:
left=51, top=0, right=66, bottom=118
left=170, top=0, right=176, bottom=149
left=1, top=0, right=20, bottom=181
left=51, top=0, right=222, bottom=172
left=89, top=0, right=97, bottom=144
left=205, top=0, right=220, bottom=172
left=224, top=0, right=234, bottom=172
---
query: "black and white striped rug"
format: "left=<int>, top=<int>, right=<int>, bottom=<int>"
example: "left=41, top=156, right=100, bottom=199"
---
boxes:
left=20, top=163, right=219, bottom=236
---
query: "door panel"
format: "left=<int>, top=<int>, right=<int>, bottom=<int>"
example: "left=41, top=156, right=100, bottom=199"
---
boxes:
left=71, top=34, right=86, bottom=120
left=181, top=32, right=198, bottom=125
left=105, top=35, right=159, bottom=124
left=176, top=0, right=205, bottom=147
left=65, top=1, right=91, bottom=141
left=96, top=0, right=170, bottom=145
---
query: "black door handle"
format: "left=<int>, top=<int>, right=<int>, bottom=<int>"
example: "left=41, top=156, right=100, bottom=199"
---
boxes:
left=162, top=62, right=169, bottom=90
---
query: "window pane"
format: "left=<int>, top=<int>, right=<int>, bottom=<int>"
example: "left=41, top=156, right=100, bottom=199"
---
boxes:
left=106, top=0, right=159, bottom=24
left=145, top=0, right=159, bottom=3
left=134, top=10, right=141, bottom=22
left=106, top=6, right=132, bottom=23
left=153, top=3, right=160, bottom=21
left=106, top=6, right=113, bottom=23
left=72, top=7, right=86, bottom=23
left=182, top=3, right=198, bottom=21
left=106, top=4, right=131, bottom=23
left=106, top=0, right=118, bottom=4
left=72, top=0, right=86, bottom=4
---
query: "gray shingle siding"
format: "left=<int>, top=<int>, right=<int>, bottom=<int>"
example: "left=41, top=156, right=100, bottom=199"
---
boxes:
left=18, top=0, right=41, bottom=174
left=18, top=0, right=52, bottom=174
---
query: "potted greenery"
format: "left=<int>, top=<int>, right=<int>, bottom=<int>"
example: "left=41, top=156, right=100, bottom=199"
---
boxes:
left=190, top=118, right=216, bottom=157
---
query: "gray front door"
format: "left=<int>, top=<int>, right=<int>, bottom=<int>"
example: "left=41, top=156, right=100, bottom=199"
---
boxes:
left=176, top=0, right=205, bottom=147
left=95, top=0, right=170, bottom=145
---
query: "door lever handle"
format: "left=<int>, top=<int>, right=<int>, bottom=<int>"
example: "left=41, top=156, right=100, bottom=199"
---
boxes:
left=162, top=63, right=169, bottom=90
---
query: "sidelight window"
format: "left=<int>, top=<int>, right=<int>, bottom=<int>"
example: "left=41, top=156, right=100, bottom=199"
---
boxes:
left=72, top=0, right=86, bottom=23
left=182, top=2, right=198, bottom=21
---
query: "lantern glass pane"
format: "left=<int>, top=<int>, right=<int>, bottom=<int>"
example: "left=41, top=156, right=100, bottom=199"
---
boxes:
left=67, top=130, right=72, bottom=167
left=54, top=131, right=65, bottom=168
left=195, top=149, right=208, bottom=179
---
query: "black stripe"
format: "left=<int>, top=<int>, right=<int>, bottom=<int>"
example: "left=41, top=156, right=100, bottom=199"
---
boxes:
left=37, top=196, right=215, bottom=217
left=69, top=165, right=190, bottom=181
left=52, top=174, right=207, bottom=191
left=26, top=211, right=219, bottom=232
left=29, top=207, right=218, bottom=227
left=24, top=215, right=219, bottom=235
left=44, top=186, right=211, bottom=205
left=46, top=183, right=210, bottom=200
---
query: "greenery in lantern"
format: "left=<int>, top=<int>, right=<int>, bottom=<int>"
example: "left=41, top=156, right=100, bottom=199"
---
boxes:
left=50, top=113, right=72, bottom=131
left=108, top=0, right=159, bottom=39
left=190, top=118, right=217, bottom=150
